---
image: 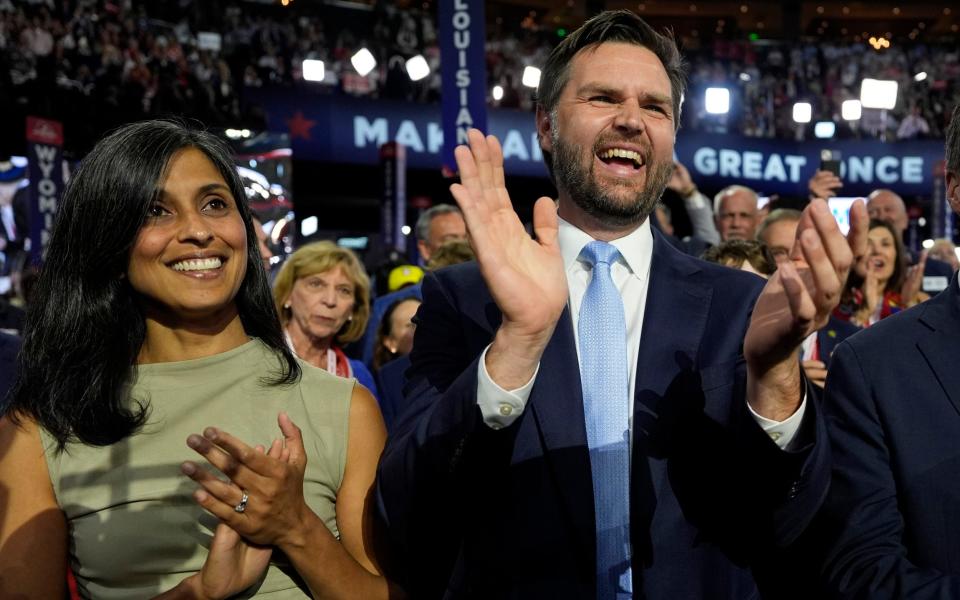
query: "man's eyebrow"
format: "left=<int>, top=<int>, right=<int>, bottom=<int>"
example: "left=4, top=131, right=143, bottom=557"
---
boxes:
left=577, top=83, right=621, bottom=97
left=576, top=84, right=672, bottom=106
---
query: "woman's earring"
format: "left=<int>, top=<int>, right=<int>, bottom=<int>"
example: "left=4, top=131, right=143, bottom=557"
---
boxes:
left=283, top=302, right=291, bottom=309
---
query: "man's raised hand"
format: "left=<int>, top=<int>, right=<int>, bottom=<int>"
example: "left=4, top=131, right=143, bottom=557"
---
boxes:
left=744, top=198, right=868, bottom=420
left=448, top=128, right=567, bottom=389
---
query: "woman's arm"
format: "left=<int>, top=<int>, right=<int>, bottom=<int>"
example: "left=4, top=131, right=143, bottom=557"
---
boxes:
left=0, top=416, right=67, bottom=598
left=183, top=391, right=402, bottom=599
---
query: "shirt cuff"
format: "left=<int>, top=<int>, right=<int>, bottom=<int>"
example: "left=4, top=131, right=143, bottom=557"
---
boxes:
left=476, top=344, right=538, bottom=430
left=748, top=393, right=807, bottom=450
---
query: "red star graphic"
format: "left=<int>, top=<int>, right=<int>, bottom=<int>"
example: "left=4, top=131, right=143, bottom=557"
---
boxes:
left=286, top=111, right=317, bottom=140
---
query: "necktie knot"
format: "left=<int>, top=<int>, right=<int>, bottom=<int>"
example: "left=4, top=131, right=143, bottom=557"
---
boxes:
left=581, top=240, right=622, bottom=269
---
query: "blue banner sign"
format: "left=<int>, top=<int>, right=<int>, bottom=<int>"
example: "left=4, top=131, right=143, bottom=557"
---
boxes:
left=25, top=116, right=65, bottom=265
left=251, top=91, right=945, bottom=197
left=440, top=0, right=487, bottom=172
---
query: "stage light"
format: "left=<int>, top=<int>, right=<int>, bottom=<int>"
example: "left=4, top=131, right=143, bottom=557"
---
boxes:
left=351, top=48, right=377, bottom=76
left=792, top=102, right=812, bottom=123
left=401, top=225, right=412, bottom=236
left=492, top=85, right=504, bottom=101
left=302, top=59, right=325, bottom=82
left=521, top=66, right=541, bottom=88
left=923, top=239, right=935, bottom=249
left=860, top=78, right=898, bottom=110
left=914, top=71, right=928, bottom=82
left=301, top=216, right=318, bottom=238
left=704, top=87, right=730, bottom=114
left=842, top=99, right=862, bottom=120
left=405, top=55, right=430, bottom=81
left=739, top=72, right=751, bottom=82
left=814, top=121, right=836, bottom=138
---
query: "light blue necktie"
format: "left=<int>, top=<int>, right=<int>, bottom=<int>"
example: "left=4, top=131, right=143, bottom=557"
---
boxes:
left=578, top=241, right=632, bottom=599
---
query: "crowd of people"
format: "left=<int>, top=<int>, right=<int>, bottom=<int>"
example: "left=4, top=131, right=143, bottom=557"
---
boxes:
left=3, top=6, right=960, bottom=600
left=3, top=0, right=959, bottom=158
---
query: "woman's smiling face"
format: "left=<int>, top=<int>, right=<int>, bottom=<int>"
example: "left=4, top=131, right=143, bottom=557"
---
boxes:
left=127, top=147, right=248, bottom=321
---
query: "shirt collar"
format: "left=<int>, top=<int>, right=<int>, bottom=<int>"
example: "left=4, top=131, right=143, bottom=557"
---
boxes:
left=557, top=215, right=653, bottom=280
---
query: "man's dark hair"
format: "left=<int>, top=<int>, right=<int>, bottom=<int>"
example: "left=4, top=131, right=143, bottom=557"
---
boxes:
left=946, top=103, right=960, bottom=175
left=535, top=10, right=687, bottom=180
left=702, top=239, right=776, bottom=276
left=6, top=120, right=300, bottom=450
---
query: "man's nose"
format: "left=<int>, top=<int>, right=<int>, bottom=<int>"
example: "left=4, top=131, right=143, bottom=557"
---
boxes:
left=614, top=99, right=644, bottom=133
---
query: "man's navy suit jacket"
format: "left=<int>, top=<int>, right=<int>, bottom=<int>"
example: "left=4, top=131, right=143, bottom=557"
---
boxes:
left=818, top=273, right=960, bottom=597
left=817, top=316, right=861, bottom=369
left=377, top=229, right=829, bottom=599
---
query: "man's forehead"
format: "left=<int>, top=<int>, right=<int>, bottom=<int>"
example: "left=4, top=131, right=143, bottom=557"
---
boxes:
left=568, top=42, right=670, bottom=88
left=868, top=193, right=904, bottom=211
left=722, top=191, right=757, bottom=210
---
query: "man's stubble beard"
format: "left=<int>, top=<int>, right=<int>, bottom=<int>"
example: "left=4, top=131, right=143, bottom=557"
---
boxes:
left=551, top=128, right=673, bottom=229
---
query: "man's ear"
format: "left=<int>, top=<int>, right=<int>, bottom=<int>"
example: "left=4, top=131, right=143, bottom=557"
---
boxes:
left=948, top=171, right=960, bottom=216
left=417, top=238, right=430, bottom=262
left=535, top=106, right=553, bottom=154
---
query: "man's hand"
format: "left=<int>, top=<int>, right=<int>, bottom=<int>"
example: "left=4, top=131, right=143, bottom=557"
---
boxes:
left=667, top=161, right=697, bottom=197
left=801, top=359, right=827, bottom=389
left=744, top=198, right=868, bottom=420
left=449, top=128, right=567, bottom=390
left=808, top=169, right=842, bottom=200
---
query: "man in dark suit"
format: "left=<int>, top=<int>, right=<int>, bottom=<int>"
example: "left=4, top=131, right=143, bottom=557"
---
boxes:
left=376, top=11, right=866, bottom=599
left=0, top=159, right=29, bottom=275
left=0, top=331, right=20, bottom=411
left=814, top=104, right=960, bottom=598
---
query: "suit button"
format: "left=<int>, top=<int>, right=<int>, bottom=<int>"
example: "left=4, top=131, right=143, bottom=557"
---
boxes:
left=499, top=404, right=513, bottom=417
left=788, top=481, right=800, bottom=499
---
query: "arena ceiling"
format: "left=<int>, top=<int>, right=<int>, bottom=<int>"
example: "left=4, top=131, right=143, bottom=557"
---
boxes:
left=481, top=0, right=959, bottom=41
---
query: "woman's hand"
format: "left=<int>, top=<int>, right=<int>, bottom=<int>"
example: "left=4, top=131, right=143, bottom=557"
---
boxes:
left=902, top=249, right=927, bottom=306
left=180, top=522, right=273, bottom=600
left=181, top=412, right=311, bottom=549
left=173, top=442, right=280, bottom=600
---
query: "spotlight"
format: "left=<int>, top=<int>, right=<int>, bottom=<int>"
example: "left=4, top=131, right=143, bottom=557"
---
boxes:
left=351, top=48, right=377, bottom=76
left=860, top=78, right=898, bottom=110
left=814, top=121, right=836, bottom=138
left=914, top=71, right=928, bottom=82
left=302, top=59, right=325, bottom=82
left=704, top=87, right=730, bottom=114
left=792, top=102, right=812, bottom=123
left=842, top=99, right=862, bottom=120
left=521, top=66, right=541, bottom=88
left=492, top=85, right=504, bottom=101
left=405, top=55, right=430, bottom=81
left=301, top=216, right=318, bottom=238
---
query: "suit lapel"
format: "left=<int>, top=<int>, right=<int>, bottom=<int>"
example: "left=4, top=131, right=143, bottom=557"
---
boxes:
left=627, top=232, right=713, bottom=568
left=916, top=277, right=960, bottom=417
left=528, top=305, right=595, bottom=557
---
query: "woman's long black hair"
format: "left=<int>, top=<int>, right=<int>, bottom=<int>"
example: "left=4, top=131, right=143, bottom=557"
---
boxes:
left=5, top=119, right=300, bottom=450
